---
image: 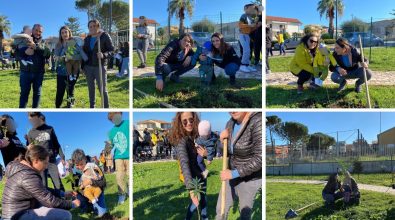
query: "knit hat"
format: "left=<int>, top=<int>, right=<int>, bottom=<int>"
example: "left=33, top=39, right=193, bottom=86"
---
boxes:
left=198, top=120, right=211, bottom=136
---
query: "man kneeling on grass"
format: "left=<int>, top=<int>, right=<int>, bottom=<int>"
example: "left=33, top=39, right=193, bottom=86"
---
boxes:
left=72, top=149, right=114, bottom=219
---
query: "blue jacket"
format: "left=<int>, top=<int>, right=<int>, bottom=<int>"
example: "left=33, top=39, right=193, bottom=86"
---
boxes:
left=195, top=132, right=218, bottom=161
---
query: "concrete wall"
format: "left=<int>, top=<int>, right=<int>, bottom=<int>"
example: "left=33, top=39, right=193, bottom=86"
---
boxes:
left=267, top=160, right=395, bottom=176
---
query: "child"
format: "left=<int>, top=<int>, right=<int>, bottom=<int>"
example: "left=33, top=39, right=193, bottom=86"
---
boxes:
left=79, top=161, right=104, bottom=205
left=238, top=4, right=258, bottom=73
left=195, top=120, right=217, bottom=179
left=313, top=43, right=337, bottom=86
left=191, top=41, right=215, bottom=85
left=64, top=38, right=85, bottom=81
left=11, top=25, right=34, bottom=66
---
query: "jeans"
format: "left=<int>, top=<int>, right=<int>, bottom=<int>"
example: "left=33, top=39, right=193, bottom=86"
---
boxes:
left=186, top=179, right=208, bottom=220
left=197, top=155, right=206, bottom=172
left=254, top=30, right=262, bottom=65
left=41, top=162, right=65, bottom=191
left=120, top=57, right=130, bottom=75
left=331, top=67, right=372, bottom=86
left=280, top=43, right=286, bottom=55
left=224, top=63, right=240, bottom=76
left=239, top=34, right=251, bottom=65
left=19, top=71, right=44, bottom=108
left=18, top=206, right=72, bottom=220
left=157, top=63, right=196, bottom=80
left=215, top=178, right=261, bottom=220
left=78, top=190, right=107, bottom=215
left=137, top=39, right=149, bottom=64
left=55, top=73, right=78, bottom=108
left=322, top=191, right=343, bottom=204
left=84, top=65, right=109, bottom=108
left=266, top=48, right=271, bottom=70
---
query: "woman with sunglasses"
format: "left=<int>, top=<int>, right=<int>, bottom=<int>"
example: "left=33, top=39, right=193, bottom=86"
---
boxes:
left=169, top=112, right=208, bottom=220
left=330, top=37, right=372, bottom=93
left=290, top=32, right=320, bottom=94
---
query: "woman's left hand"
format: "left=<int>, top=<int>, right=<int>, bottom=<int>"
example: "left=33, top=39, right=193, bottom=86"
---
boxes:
left=183, top=56, right=191, bottom=67
left=220, top=169, right=232, bottom=181
left=197, top=146, right=208, bottom=157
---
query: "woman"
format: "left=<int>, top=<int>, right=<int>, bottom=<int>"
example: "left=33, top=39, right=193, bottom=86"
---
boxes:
left=170, top=112, right=208, bottom=220
left=200, top=33, right=241, bottom=85
left=216, top=112, right=262, bottom=220
left=135, top=16, right=150, bottom=68
left=343, top=171, right=360, bottom=204
left=330, top=37, right=372, bottom=93
left=54, top=26, right=80, bottom=108
left=0, top=114, right=26, bottom=166
left=83, top=19, right=114, bottom=108
left=1, top=145, right=80, bottom=220
left=117, top=41, right=130, bottom=77
left=155, top=33, right=196, bottom=91
left=290, top=32, right=320, bottom=94
left=322, top=173, right=343, bottom=206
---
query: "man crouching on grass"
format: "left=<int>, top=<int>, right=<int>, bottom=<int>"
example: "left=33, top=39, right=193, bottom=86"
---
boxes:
left=72, top=149, right=115, bottom=219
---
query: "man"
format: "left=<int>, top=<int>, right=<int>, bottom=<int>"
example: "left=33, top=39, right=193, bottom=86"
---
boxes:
left=276, top=30, right=286, bottom=56
left=107, top=112, right=129, bottom=204
left=18, top=24, right=50, bottom=108
left=216, top=112, right=262, bottom=220
left=27, top=112, right=65, bottom=190
left=266, top=25, right=272, bottom=74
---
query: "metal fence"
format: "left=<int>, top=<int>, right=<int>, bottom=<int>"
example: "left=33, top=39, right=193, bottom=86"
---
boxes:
left=110, top=29, right=129, bottom=49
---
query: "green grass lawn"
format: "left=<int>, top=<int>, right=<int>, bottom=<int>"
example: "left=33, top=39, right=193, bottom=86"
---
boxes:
left=266, top=173, right=395, bottom=188
left=267, top=182, right=395, bottom=220
left=134, top=77, right=262, bottom=108
left=266, top=85, right=395, bottom=108
left=0, top=173, right=129, bottom=219
left=268, top=47, right=395, bottom=72
left=0, top=68, right=129, bottom=108
left=133, top=159, right=262, bottom=220
left=133, top=51, right=159, bottom=67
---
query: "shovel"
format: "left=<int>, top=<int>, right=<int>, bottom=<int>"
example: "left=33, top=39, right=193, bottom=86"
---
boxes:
left=285, top=202, right=318, bottom=219
left=358, top=34, right=371, bottom=108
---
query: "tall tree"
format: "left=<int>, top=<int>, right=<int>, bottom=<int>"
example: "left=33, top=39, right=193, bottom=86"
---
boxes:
left=65, top=17, right=82, bottom=36
left=317, top=0, right=344, bottom=38
left=278, top=122, right=309, bottom=161
left=191, top=18, right=215, bottom=33
left=266, top=116, right=282, bottom=159
left=75, top=0, right=101, bottom=21
left=341, top=18, right=369, bottom=33
left=0, top=15, right=11, bottom=55
left=168, top=0, right=195, bottom=35
left=99, top=0, right=129, bottom=31
left=307, top=132, right=336, bottom=152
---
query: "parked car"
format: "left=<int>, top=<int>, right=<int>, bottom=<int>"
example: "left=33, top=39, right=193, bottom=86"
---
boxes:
left=274, top=37, right=301, bottom=50
left=190, top=32, right=211, bottom=46
left=343, top=32, right=384, bottom=47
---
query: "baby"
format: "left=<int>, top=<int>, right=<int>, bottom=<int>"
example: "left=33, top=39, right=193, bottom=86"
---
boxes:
left=64, top=38, right=86, bottom=81
left=12, top=25, right=34, bottom=66
left=195, top=120, right=217, bottom=179
left=79, top=162, right=103, bottom=205
left=191, top=41, right=215, bottom=85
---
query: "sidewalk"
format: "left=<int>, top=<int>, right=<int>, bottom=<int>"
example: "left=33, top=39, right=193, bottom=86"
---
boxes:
left=133, top=65, right=262, bottom=80
left=266, top=71, right=395, bottom=86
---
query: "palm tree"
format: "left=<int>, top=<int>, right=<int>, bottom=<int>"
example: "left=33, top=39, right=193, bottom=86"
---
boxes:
left=75, top=0, right=101, bottom=21
left=317, top=0, right=344, bottom=38
left=0, top=15, right=11, bottom=55
left=168, top=0, right=195, bottom=35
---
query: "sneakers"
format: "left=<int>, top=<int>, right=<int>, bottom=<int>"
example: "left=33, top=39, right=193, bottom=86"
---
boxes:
left=118, top=195, right=126, bottom=205
left=239, top=65, right=251, bottom=73
left=68, top=75, right=77, bottom=81
left=93, top=202, right=107, bottom=217
left=202, top=169, right=209, bottom=179
left=137, top=63, right=146, bottom=68
left=21, top=60, right=33, bottom=66
left=297, top=85, right=304, bottom=94
left=338, top=80, right=347, bottom=92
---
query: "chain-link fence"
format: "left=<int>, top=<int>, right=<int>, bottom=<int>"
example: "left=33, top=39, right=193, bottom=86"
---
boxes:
left=110, top=29, right=129, bottom=49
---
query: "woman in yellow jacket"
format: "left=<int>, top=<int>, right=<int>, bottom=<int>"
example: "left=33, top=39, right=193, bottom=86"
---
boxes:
left=289, top=33, right=320, bottom=94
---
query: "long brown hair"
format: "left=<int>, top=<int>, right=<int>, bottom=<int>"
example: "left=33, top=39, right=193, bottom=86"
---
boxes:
left=211, top=32, right=230, bottom=57
left=56, top=26, right=73, bottom=48
left=169, top=112, right=200, bottom=145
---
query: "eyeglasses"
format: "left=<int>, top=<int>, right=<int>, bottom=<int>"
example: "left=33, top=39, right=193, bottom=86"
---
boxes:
left=309, top=39, right=318, bottom=44
left=182, top=118, right=194, bottom=126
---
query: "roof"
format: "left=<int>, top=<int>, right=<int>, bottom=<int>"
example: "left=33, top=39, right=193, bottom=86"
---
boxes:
left=137, top=119, right=171, bottom=125
left=133, top=18, right=158, bottom=25
left=378, top=127, right=395, bottom=136
left=267, top=16, right=302, bottom=24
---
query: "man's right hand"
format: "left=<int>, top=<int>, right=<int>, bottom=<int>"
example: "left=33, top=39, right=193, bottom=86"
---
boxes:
left=25, top=48, right=34, bottom=56
left=220, top=128, right=230, bottom=142
left=72, top=199, right=81, bottom=208
left=189, top=191, right=199, bottom=207
left=156, top=79, right=164, bottom=91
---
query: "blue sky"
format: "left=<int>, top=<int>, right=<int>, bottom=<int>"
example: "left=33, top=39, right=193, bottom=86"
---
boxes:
left=0, top=0, right=128, bottom=38
left=266, top=112, right=395, bottom=145
left=133, top=0, right=255, bottom=27
left=0, top=112, right=129, bottom=166
left=267, top=0, right=395, bottom=28
left=133, top=111, right=236, bottom=132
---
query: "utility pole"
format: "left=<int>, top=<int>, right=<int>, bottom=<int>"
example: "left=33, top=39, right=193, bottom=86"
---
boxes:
left=168, top=0, right=171, bottom=42
left=357, top=129, right=360, bottom=156
left=335, top=0, right=338, bottom=39
left=109, top=0, right=113, bottom=33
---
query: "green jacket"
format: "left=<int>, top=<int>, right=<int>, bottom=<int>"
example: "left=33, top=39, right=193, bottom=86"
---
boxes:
left=290, top=44, right=317, bottom=75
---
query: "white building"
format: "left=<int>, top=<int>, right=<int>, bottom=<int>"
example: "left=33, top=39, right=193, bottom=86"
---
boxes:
left=136, top=119, right=171, bottom=133
left=267, top=15, right=302, bottom=36
left=132, top=17, right=158, bottom=48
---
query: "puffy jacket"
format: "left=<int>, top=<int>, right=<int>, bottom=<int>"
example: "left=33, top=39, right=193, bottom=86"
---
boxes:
left=290, top=44, right=317, bottom=75
left=329, top=46, right=366, bottom=72
left=83, top=32, right=114, bottom=67
left=2, top=161, right=72, bottom=219
left=224, top=112, right=262, bottom=181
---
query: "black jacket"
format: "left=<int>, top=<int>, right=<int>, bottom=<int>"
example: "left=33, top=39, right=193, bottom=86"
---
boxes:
left=18, top=36, right=49, bottom=73
left=1, top=161, right=72, bottom=219
left=83, top=32, right=114, bottom=67
left=329, top=47, right=366, bottom=72
left=155, top=39, right=194, bottom=75
left=266, top=27, right=273, bottom=48
left=176, top=136, right=204, bottom=189
left=213, top=46, right=241, bottom=69
left=323, top=180, right=341, bottom=194
left=224, top=112, right=262, bottom=181
left=0, top=132, right=26, bottom=167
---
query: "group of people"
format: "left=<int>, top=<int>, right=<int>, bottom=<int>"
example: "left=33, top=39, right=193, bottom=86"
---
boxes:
left=133, top=128, right=173, bottom=159
left=170, top=112, right=262, bottom=220
left=10, top=19, right=121, bottom=108
left=0, top=112, right=130, bottom=220
left=322, top=171, right=361, bottom=206
left=289, top=32, right=372, bottom=94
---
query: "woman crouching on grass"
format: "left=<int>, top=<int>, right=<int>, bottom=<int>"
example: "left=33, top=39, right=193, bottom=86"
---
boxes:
left=322, top=173, right=343, bottom=206
left=170, top=112, right=208, bottom=220
left=1, top=145, right=80, bottom=220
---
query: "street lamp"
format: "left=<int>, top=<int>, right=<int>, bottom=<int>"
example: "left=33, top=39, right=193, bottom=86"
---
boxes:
left=335, top=0, right=338, bottom=39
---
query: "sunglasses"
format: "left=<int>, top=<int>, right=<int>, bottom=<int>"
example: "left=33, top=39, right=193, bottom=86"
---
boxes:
left=182, top=118, right=194, bottom=126
left=309, top=39, right=318, bottom=44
